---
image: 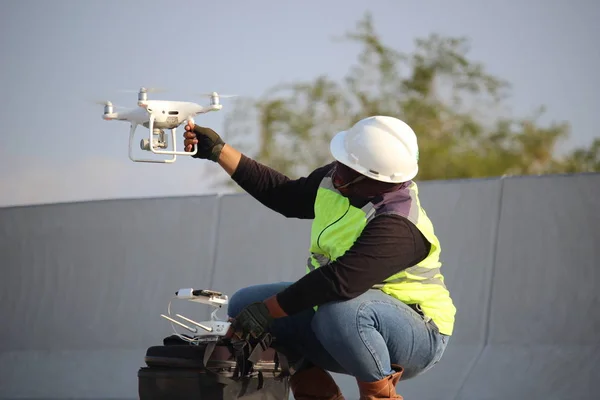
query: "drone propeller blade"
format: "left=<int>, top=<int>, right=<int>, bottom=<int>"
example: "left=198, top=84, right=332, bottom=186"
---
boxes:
left=198, top=92, right=239, bottom=98
left=90, top=99, right=132, bottom=110
left=119, top=87, right=167, bottom=94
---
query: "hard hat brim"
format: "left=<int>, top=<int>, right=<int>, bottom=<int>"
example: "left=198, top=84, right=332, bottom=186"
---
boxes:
left=329, top=130, right=351, bottom=165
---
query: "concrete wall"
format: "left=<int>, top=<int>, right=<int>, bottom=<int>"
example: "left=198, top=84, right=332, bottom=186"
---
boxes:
left=1, top=173, right=599, bottom=399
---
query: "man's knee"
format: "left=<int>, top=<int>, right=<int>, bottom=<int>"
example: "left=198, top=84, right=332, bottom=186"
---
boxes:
left=227, top=282, right=292, bottom=318
left=228, top=286, right=256, bottom=318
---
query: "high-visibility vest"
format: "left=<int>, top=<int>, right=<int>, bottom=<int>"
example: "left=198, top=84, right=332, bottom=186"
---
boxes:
left=306, top=171, right=456, bottom=336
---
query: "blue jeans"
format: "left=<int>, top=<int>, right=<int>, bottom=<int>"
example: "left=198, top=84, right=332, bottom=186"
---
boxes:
left=227, top=282, right=449, bottom=382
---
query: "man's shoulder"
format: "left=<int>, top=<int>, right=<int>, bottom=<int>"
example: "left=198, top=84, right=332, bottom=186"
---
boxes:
left=303, top=162, right=335, bottom=185
left=310, top=162, right=335, bottom=177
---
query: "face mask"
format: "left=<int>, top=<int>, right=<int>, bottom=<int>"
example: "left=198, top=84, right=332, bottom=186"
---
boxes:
left=332, top=162, right=404, bottom=199
left=332, top=162, right=366, bottom=193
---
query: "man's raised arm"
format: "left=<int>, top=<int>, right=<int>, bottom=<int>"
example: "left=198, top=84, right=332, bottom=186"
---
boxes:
left=184, top=122, right=331, bottom=219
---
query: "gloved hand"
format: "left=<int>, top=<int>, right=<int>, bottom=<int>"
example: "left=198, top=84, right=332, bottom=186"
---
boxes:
left=228, top=302, right=274, bottom=341
left=183, top=120, right=225, bottom=162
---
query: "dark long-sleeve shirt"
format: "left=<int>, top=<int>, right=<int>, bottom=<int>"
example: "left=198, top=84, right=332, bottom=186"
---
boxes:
left=231, top=154, right=431, bottom=316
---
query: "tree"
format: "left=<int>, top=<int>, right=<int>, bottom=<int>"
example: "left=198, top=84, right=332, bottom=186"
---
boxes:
left=558, top=138, right=600, bottom=173
left=220, top=11, right=598, bottom=188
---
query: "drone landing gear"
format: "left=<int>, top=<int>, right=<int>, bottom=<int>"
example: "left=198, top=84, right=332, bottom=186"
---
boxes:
left=128, top=123, right=177, bottom=164
left=128, top=115, right=200, bottom=164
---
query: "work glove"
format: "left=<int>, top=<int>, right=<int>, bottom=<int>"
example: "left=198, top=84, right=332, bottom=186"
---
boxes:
left=183, top=121, right=225, bottom=162
left=228, top=302, right=274, bottom=341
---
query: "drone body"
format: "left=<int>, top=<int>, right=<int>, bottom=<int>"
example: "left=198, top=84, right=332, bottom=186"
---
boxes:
left=100, top=88, right=227, bottom=163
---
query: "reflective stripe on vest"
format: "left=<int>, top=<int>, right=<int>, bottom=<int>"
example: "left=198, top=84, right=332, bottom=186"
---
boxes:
left=306, top=170, right=456, bottom=336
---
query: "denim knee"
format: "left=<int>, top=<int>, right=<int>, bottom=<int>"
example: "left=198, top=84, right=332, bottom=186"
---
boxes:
left=227, top=286, right=254, bottom=318
left=227, top=282, right=293, bottom=318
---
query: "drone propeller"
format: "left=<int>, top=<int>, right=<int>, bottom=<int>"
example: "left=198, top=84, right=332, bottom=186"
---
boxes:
left=91, top=100, right=131, bottom=110
left=198, top=92, right=239, bottom=98
left=118, top=87, right=167, bottom=94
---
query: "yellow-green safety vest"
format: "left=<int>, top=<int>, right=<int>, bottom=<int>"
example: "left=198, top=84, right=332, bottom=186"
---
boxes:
left=306, top=171, right=456, bottom=336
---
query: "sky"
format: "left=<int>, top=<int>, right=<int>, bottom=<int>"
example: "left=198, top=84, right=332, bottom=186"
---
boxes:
left=1, top=0, right=598, bottom=208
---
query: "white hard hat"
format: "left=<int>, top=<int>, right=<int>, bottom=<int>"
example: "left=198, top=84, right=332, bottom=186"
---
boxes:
left=329, top=116, right=420, bottom=183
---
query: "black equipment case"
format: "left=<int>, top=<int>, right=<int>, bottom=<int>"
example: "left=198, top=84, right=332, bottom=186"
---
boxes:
left=138, top=335, right=291, bottom=400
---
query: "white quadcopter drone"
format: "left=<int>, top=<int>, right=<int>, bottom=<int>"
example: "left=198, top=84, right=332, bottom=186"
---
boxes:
left=100, top=87, right=233, bottom=163
left=160, top=288, right=232, bottom=344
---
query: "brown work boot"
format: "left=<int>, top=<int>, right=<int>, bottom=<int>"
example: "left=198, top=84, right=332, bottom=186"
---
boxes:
left=290, top=365, right=345, bottom=400
left=356, top=365, right=404, bottom=399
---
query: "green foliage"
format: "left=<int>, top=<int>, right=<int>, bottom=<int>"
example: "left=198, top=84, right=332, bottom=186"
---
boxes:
left=222, top=12, right=598, bottom=184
